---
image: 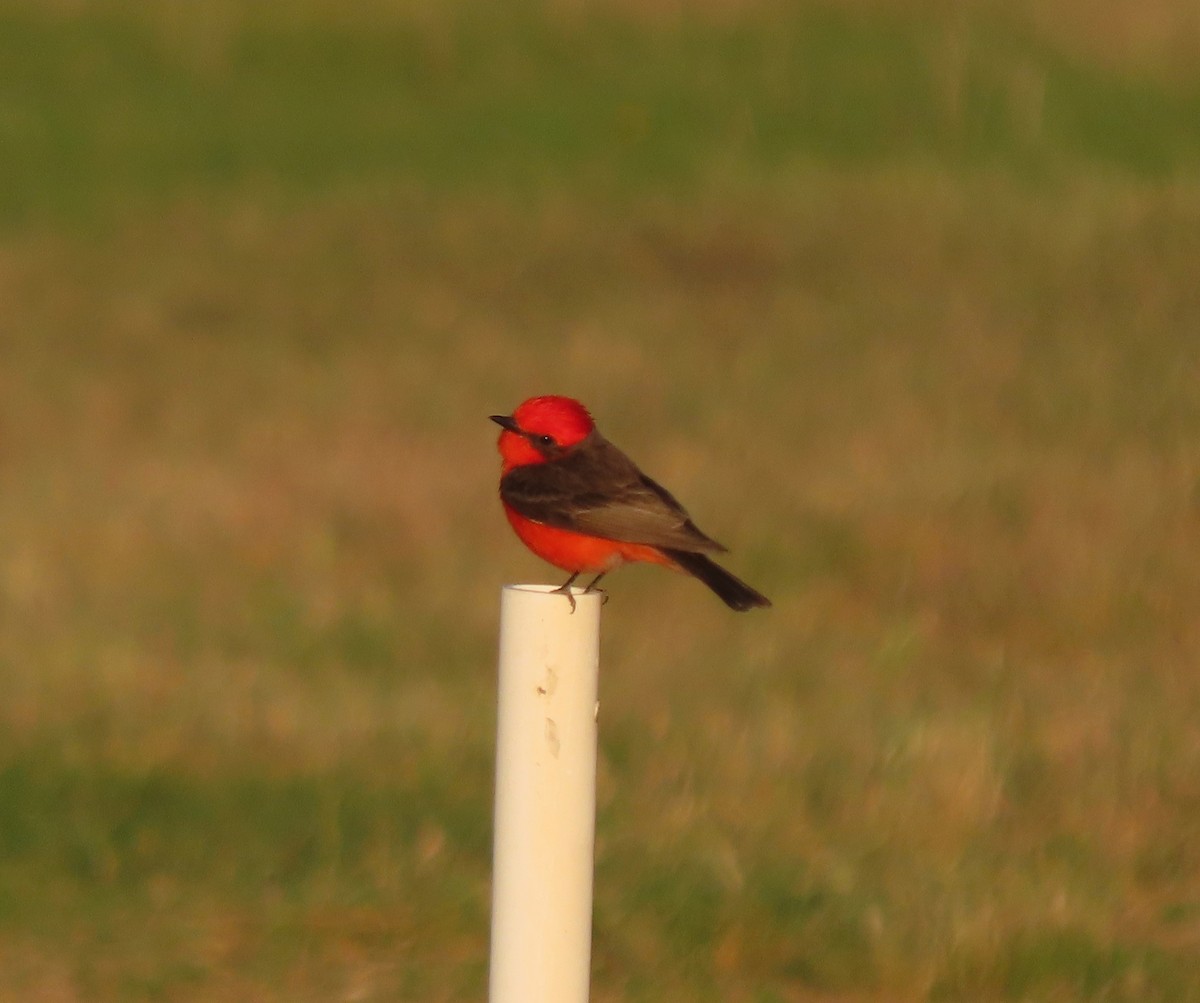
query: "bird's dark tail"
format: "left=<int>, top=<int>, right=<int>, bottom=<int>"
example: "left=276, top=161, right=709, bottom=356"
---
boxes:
left=663, top=549, right=772, bottom=612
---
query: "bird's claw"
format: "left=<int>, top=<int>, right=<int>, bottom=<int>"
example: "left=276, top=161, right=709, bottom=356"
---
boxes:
left=551, top=579, right=578, bottom=613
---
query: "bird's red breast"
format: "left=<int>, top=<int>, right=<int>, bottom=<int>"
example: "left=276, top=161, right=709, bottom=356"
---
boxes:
left=500, top=500, right=674, bottom=575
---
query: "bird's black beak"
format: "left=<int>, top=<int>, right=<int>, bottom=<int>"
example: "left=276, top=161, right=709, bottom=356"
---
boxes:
left=490, top=414, right=521, bottom=433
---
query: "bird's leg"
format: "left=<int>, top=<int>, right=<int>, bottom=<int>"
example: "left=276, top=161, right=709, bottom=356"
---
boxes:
left=552, top=572, right=580, bottom=613
left=583, top=572, right=609, bottom=605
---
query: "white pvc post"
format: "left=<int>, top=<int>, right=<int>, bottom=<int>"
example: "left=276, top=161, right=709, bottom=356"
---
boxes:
left=488, top=584, right=602, bottom=1003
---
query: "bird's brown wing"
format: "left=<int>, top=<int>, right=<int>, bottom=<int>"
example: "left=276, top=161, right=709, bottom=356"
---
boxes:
left=499, top=431, right=726, bottom=554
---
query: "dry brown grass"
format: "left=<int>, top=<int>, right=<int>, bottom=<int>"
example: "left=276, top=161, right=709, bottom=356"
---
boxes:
left=1, top=165, right=1198, bottom=997
left=0, top=0, right=1198, bottom=994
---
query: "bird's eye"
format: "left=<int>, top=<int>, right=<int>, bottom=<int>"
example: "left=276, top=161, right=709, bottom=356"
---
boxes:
left=536, top=434, right=555, bottom=448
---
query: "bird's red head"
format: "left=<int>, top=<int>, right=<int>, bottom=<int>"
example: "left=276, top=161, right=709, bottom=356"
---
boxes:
left=490, top=395, right=596, bottom=470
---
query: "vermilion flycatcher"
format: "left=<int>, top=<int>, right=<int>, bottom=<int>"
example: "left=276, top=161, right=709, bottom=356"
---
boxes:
left=491, top=395, right=771, bottom=611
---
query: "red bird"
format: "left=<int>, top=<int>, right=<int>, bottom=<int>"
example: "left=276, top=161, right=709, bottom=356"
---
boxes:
left=491, top=395, right=771, bottom=611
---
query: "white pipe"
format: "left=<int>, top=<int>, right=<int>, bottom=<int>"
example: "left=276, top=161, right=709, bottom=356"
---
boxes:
left=488, top=584, right=602, bottom=1003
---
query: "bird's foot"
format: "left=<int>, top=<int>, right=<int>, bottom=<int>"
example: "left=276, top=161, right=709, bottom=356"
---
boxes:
left=583, top=573, right=608, bottom=605
left=552, top=573, right=580, bottom=614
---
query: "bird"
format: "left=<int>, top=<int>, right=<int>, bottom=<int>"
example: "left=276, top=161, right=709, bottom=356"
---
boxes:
left=490, top=395, right=771, bottom=611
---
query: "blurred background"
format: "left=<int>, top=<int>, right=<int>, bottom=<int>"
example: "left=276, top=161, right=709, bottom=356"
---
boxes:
left=1, top=1, right=1199, bottom=999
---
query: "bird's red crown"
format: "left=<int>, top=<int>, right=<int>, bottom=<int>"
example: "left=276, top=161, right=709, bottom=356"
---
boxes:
left=511, top=395, right=595, bottom=445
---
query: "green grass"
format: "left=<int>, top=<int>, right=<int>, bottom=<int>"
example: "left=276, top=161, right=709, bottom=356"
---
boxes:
left=1, top=3, right=1198, bottom=226
left=1, top=1, right=1199, bottom=1000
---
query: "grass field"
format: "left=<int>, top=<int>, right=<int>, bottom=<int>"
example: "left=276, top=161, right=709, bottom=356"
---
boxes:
left=1, top=1, right=1199, bottom=1000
